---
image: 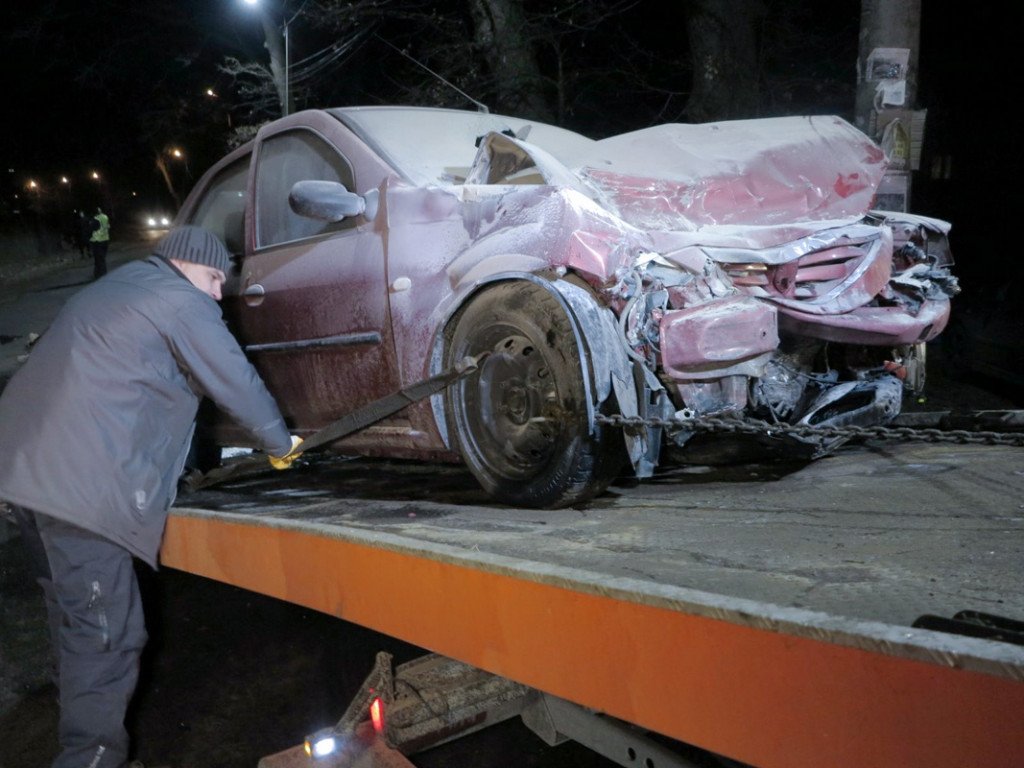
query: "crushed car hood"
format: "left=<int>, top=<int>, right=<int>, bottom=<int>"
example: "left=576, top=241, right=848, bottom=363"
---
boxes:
left=472, top=115, right=888, bottom=242
left=577, top=116, right=887, bottom=232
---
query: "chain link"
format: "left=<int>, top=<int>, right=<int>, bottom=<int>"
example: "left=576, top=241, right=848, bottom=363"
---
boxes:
left=595, top=413, right=1024, bottom=446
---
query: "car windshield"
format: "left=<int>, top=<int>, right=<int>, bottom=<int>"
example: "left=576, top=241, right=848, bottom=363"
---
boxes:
left=330, top=106, right=596, bottom=186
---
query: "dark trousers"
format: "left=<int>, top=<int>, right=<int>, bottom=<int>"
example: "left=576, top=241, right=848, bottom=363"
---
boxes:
left=19, top=509, right=147, bottom=768
left=91, top=240, right=109, bottom=279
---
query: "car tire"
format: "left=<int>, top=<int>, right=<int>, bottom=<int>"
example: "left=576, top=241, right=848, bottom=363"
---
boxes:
left=445, top=281, right=623, bottom=508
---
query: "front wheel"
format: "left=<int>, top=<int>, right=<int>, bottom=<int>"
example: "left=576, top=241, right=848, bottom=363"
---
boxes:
left=445, top=282, right=623, bottom=508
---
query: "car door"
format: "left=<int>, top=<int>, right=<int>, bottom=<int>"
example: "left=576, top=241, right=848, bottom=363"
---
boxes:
left=231, top=115, right=399, bottom=431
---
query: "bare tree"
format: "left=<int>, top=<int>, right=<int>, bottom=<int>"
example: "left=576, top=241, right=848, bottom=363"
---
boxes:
left=257, top=9, right=290, bottom=116
left=468, top=0, right=551, bottom=119
left=154, top=152, right=182, bottom=210
left=309, top=0, right=641, bottom=126
left=683, top=0, right=765, bottom=122
left=218, top=56, right=280, bottom=122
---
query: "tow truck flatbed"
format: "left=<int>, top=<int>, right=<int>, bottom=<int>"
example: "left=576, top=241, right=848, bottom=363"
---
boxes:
left=164, top=440, right=1024, bottom=768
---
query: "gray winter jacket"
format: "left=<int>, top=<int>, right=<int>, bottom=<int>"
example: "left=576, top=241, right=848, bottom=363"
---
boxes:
left=0, top=256, right=292, bottom=566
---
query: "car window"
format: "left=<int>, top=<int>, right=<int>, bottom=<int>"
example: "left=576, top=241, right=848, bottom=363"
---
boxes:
left=255, top=129, right=356, bottom=249
left=188, top=154, right=249, bottom=254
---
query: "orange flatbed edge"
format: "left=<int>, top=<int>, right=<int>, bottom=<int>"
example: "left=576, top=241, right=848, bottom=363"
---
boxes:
left=162, top=441, right=1024, bottom=768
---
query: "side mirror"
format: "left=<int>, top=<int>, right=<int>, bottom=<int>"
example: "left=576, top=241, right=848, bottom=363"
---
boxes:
left=288, top=180, right=379, bottom=222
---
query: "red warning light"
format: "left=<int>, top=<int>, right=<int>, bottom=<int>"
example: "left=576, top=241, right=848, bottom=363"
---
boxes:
left=370, top=696, right=384, bottom=734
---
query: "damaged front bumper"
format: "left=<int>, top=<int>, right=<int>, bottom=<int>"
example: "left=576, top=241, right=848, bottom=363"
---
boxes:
left=776, top=297, right=951, bottom=346
left=596, top=215, right=959, bottom=475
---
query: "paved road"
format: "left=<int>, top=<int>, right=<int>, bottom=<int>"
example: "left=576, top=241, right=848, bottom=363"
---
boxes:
left=0, top=241, right=148, bottom=389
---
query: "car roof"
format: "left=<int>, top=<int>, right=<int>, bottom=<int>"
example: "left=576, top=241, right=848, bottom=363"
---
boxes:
left=328, top=106, right=596, bottom=186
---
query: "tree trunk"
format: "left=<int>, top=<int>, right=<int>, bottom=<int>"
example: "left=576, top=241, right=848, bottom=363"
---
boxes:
left=155, top=154, right=181, bottom=211
left=469, top=0, right=552, bottom=120
left=260, top=11, right=289, bottom=117
left=684, top=0, right=764, bottom=122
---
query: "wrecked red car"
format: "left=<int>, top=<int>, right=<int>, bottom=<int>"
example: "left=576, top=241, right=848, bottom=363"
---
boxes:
left=179, top=106, right=958, bottom=507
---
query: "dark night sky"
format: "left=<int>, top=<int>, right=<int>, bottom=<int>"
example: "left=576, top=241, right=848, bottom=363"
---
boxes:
left=3, top=0, right=270, bottom=208
left=2, top=0, right=1016, bottom=272
left=2, top=1, right=864, bottom=205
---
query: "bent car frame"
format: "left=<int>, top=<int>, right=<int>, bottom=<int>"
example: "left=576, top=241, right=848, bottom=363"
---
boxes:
left=179, top=106, right=958, bottom=507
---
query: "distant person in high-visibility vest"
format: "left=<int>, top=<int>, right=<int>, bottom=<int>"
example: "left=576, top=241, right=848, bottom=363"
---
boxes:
left=89, top=206, right=110, bottom=279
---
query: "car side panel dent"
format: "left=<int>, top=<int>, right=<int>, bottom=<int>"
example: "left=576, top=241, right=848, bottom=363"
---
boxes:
left=466, top=130, right=599, bottom=200
left=450, top=185, right=650, bottom=288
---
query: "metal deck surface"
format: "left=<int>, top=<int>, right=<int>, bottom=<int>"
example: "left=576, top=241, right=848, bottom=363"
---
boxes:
left=165, top=439, right=1024, bottom=767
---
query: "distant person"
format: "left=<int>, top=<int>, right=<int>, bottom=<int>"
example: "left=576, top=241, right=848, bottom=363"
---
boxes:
left=89, top=206, right=110, bottom=278
left=74, top=210, right=91, bottom=259
left=0, top=225, right=304, bottom=768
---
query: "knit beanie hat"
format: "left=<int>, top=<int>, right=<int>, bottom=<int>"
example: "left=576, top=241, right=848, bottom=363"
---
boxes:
left=154, top=225, right=233, bottom=274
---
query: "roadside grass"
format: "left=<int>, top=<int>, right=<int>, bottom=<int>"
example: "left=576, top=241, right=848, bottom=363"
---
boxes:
left=0, top=223, right=81, bottom=289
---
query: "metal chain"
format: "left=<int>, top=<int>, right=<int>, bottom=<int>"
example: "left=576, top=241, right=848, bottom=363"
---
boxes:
left=595, top=413, right=1024, bottom=446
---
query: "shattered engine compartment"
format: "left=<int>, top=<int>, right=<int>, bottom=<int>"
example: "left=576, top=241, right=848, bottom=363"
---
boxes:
left=606, top=213, right=959, bottom=460
left=461, top=113, right=959, bottom=465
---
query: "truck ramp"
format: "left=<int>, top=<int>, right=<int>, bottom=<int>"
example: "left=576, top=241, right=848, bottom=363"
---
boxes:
left=164, top=440, right=1024, bottom=768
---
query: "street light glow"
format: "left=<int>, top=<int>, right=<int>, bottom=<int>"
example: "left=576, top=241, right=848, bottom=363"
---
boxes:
left=171, top=148, right=184, bottom=159
left=91, top=171, right=100, bottom=180
left=60, top=176, right=69, bottom=184
left=205, top=88, right=217, bottom=97
left=242, top=0, right=258, bottom=5
left=27, top=180, right=38, bottom=189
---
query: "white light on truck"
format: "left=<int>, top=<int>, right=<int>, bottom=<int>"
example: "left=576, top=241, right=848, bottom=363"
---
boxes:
left=303, top=728, right=338, bottom=758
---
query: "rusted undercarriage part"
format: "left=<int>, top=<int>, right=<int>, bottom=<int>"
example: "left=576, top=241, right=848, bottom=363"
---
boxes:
left=664, top=357, right=906, bottom=458
left=750, top=340, right=912, bottom=427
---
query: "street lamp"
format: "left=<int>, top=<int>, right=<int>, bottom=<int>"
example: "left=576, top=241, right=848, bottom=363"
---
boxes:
left=170, top=146, right=191, bottom=177
left=155, top=145, right=190, bottom=210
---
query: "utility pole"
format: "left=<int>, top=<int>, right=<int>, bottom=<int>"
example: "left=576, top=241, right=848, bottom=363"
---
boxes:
left=855, top=0, right=922, bottom=211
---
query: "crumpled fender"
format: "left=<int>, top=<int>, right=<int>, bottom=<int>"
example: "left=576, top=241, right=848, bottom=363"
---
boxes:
left=430, top=275, right=660, bottom=475
left=552, top=278, right=667, bottom=476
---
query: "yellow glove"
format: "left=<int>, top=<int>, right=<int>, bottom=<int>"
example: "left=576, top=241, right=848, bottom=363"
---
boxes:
left=269, top=435, right=304, bottom=470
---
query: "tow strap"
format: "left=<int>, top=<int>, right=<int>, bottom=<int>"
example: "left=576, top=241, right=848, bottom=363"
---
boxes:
left=184, top=353, right=487, bottom=491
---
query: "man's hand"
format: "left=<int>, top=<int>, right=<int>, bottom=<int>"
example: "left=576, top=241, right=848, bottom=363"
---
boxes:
left=269, top=435, right=304, bottom=470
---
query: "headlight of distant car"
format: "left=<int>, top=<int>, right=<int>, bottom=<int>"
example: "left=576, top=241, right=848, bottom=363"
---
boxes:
left=144, top=215, right=172, bottom=229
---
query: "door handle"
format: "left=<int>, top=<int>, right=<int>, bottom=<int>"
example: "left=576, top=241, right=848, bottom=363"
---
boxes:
left=243, top=282, right=265, bottom=307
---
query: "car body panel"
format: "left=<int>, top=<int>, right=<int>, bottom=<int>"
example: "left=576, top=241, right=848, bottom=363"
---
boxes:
left=177, top=106, right=960, bottom=489
left=575, top=116, right=886, bottom=232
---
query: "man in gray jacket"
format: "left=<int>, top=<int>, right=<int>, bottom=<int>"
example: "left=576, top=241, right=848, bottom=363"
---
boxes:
left=0, top=225, right=302, bottom=768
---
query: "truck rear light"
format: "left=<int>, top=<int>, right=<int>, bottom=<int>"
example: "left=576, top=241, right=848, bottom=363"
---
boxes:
left=370, top=696, right=384, bottom=734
